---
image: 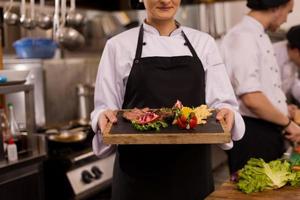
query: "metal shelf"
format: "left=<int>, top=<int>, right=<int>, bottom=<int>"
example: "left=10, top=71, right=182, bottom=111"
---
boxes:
left=0, top=84, right=33, bottom=94
left=0, top=84, right=36, bottom=135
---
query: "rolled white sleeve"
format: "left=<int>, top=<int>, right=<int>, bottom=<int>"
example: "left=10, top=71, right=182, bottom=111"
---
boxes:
left=203, top=37, right=245, bottom=149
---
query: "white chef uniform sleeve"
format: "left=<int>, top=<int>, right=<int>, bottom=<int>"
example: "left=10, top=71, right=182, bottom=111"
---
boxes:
left=203, top=36, right=245, bottom=150
left=91, top=40, right=122, bottom=157
left=223, top=33, right=262, bottom=96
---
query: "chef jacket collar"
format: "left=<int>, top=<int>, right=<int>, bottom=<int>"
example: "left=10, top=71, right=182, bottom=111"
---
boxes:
left=142, top=20, right=182, bottom=36
left=244, top=15, right=265, bottom=34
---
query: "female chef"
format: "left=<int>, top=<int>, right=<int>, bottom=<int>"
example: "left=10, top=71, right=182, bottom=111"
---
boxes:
left=221, top=0, right=300, bottom=174
left=91, top=0, right=245, bottom=199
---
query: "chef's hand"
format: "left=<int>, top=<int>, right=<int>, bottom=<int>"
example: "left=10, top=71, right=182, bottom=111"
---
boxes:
left=98, top=110, right=117, bottom=133
left=216, top=108, right=234, bottom=132
left=288, top=104, right=298, bottom=119
left=284, top=121, right=300, bottom=143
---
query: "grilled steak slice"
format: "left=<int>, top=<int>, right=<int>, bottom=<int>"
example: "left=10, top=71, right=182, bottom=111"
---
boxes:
left=123, top=107, right=150, bottom=121
left=123, top=107, right=174, bottom=125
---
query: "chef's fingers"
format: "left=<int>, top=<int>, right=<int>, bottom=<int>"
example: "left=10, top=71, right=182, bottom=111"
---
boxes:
left=104, top=110, right=117, bottom=123
left=216, top=108, right=234, bottom=132
left=285, top=133, right=300, bottom=142
left=288, top=104, right=298, bottom=119
left=98, top=110, right=117, bottom=133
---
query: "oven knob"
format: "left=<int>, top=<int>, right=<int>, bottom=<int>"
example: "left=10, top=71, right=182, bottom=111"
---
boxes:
left=91, top=166, right=103, bottom=179
left=81, top=170, right=93, bottom=184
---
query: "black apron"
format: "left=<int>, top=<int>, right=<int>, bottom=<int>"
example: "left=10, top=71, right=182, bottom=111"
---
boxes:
left=111, top=25, right=214, bottom=200
left=226, top=116, right=285, bottom=174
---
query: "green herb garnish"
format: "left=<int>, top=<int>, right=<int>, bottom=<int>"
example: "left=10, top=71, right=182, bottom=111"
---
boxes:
left=131, top=121, right=168, bottom=131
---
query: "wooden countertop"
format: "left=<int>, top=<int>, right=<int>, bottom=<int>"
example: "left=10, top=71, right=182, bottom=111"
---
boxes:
left=206, top=181, right=300, bottom=200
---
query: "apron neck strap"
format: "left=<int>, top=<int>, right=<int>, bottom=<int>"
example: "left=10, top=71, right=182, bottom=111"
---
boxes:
left=135, top=25, right=144, bottom=60
left=181, top=31, right=198, bottom=58
left=134, top=25, right=199, bottom=59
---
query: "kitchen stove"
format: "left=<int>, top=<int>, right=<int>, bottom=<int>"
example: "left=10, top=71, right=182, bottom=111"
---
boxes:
left=43, top=127, right=115, bottom=200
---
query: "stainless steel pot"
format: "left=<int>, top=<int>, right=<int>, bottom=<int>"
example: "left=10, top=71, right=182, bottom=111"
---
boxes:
left=76, top=83, right=94, bottom=126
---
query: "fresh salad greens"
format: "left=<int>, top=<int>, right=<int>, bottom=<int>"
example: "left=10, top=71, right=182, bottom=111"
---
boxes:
left=132, top=121, right=168, bottom=131
left=237, top=158, right=300, bottom=194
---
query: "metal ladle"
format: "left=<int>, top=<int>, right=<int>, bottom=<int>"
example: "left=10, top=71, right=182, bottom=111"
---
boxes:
left=20, top=0, right=37, bottom=30
left=56, top=0, right=85, bottom=51
left=3, top=0, right=19, bottom=25
left=37, top=0, right=53, bottom=30
left=66, top=0, right=85, bottom=28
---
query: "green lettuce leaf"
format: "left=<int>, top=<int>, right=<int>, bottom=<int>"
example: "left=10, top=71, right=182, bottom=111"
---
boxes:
left=237, top=158, right=295, bottom=194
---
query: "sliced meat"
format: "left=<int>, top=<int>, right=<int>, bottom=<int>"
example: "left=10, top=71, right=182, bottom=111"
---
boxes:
left=123, top=107, right=174, bottom=124
left=123, top=107, right=150, bottom=121
left=137, top=112, right=159, bottom=125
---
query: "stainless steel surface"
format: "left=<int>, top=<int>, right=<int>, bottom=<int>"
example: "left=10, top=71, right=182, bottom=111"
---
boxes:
left=20, top=0, right=37, bottom=30
left=4, top=59, right=45, bottom=129
left=56, top=0, right=85, bottom=51
left=55, top=0, right=85, bottom=50
left=36, top=0, right=53, bottom=30
left=66, top=0, right=85, bottom=28
left=0, top=84, right=36, bottom=136
left=4, top=11, right=19, bottom=26
left=72, top=151, right=94, bottom=162
left=2, top=58, right=99, bottom=128
left=57, top=27, right=85, bottom=50
left=47, top=130, right=87, bottom=143
left=36, top=13, right=53, bottom=30
left=66, top=12, right=85, bottom=27
left=67, top=153, right=115, bottom=196
left=43, top=58, right=99, bottom=126
left=76, top=83, right=94, bottom=124
left=3, top=0, right=19, bottom=25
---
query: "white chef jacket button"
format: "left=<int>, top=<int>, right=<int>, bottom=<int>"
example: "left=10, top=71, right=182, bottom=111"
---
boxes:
left=278, top=100, right=281, bottom=103
left=260, top=34, right=263, bottom=37
left=267, top=50, right=270, bottom=53
left=270, top=67, right=273, bottom=70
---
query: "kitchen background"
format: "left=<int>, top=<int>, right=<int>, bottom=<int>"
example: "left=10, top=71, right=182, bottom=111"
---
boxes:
left=0, top=0, right=299, bottom=200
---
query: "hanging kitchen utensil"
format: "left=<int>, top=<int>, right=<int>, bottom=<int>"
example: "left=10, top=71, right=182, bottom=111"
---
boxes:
left=37, top=0, right=53, bottom=30
left=56, top=0, right=85, bottom=50
left=53, top=0, right=60, bottom=40
left=20, top=0, right=37, bottom=30
left=3, top=0, right=19, bottom=25
left=66, top=0, right=85, bottom=28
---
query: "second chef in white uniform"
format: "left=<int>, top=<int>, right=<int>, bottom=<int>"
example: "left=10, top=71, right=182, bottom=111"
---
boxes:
left=221, top=0, right=300, bottom=174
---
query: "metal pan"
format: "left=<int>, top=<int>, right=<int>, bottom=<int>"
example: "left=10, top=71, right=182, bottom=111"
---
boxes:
left=47, top=127, right=87, bottom=143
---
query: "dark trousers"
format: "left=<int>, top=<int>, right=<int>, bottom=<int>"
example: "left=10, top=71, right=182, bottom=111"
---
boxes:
left=226, top=116, right=285, bottom=174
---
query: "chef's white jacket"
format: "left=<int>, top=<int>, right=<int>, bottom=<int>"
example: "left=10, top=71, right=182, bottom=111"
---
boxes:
left=220, top=16, right=288, bottom=118
left=273, top=41, right=300, bottom=102
left=91, top=22, right=245, bottom=155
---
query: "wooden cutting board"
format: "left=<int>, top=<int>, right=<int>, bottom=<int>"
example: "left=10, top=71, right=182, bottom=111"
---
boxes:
left=206, top=181, right=300, bottom=200
left=103, top=110, right=230, bottom=145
